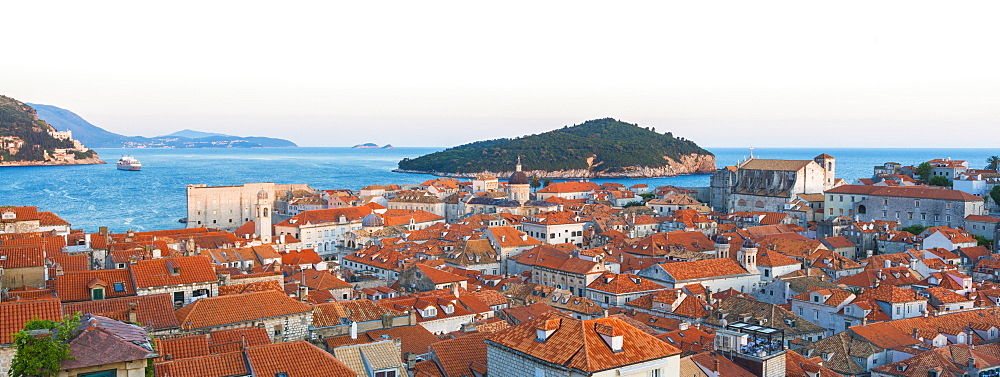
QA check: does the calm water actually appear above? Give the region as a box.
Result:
[1,147,996,233]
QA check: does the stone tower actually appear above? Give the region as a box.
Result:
[737,239,758,274]
[714,235,731,259]
[255,189,272,243]
[508,157,531,204]
[814,153,836,187]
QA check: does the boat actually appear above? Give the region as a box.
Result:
[117,156,142,171]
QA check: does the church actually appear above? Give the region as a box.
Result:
[712,152,839,213]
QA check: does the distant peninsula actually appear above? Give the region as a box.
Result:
[395,118,716,178]
[352,143,394,149]
[28,103,297,148]
[0,95,103,167]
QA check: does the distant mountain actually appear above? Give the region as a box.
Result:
[396,118,716,178]
[28,103,298,148]
[158,129,230,139]
[352,143,380,149]
[1,96,103,166]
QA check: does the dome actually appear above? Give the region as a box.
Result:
[509,171,529,185]
[361,213,384,228]
[257,190,269,200]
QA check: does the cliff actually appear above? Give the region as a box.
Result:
[396,118,716,178]
[0,95,104,166]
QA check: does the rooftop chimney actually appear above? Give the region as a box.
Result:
[350,321,358,340]
[127,302,138,324]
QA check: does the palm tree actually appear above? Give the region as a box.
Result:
[987,155,1000,171]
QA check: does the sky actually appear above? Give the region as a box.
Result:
[3,1,999,148]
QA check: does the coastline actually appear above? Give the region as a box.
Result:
[391,168,718,179]
[0,158,106,167]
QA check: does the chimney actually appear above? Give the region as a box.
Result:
[884,259,892,268]
[405,352,417,371]
[298,285,309,302]
[968,357,976,368]
[350,321,358,340]
[127,302,138,324]
[912,328,919,339]
[451,283,460,298]
[99,226,108,235]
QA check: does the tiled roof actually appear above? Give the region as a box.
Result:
[872,343,1000,377]
[62,316,155,370]
[218,279,284,296]
[131,255,218,288]
[706,296,825,336]
[855,284,924,304]
[63,293,180,331]
[820,236,855,249]
[54,269,136,302]
[313,299,403,328]
[0,245,46,268]
[175,291,312,330]
[486,313,680,372]
[965,214,1000,223]
[658,258,749,281]
[49,254,89,272]
[245,340,358,377]
[331,339,403,376]
[784,350,845,377]
[0,206,40,221]
[756,251,799,267]
[414,264,467,284]
[429,333,489,377]
[536,181,601,193]
[293,269,352,290]
[154,351,249,377]
[836,267,923,289]
[0,298,63,344]
[740,159,814,172]
[825,185,983,201]
[687,351,756,376]
[587,272,665,294]
[364,325,440,356]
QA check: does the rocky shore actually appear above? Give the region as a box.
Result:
[393,153,717,179]
[0,156,106,167]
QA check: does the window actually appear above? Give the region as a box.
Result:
[274,323,283,337]
[113,282,126,292]
[535,368,546,377]
[764,269,770,277]
[91,288,105,300]
[375,372,397,377]
[173,291,184,303]
[648,369,661,377]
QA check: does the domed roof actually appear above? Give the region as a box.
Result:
[509,171,530,185]
[257,190,269,200]
[361,213,384,228]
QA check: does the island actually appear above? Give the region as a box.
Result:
[395,118,716,178]
[28,103,297,148]
[352,143,380,149]
[0,95,103,166]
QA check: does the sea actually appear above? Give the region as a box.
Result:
[1,147,996,233]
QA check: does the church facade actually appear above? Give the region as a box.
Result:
[714,154,838,213]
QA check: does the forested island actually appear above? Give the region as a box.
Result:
[396,118,716,178]
[0,95,103,166]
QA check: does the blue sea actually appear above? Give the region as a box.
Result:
[1,147,996,233]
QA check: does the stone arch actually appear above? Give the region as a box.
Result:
[857,205,867,215]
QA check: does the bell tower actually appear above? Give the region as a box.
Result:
[255,190,272,243]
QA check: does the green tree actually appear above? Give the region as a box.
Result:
[928,175,951,187]
[542,179,552,187]
[530,176,541,191]
[900,224,927,236]
[986,155,1000,170]
[991,186,1000,208]
[914,162,932,181]
[9,313,80,377]
[973,235,993,247]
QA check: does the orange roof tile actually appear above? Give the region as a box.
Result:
[246,340,358,377]
[658,258,749,281]
[175,291,312,330]
[54,269,136,302]
[131,255,218,289]
[0,298,63,344]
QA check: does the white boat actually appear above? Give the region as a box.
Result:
[117,156,142,171]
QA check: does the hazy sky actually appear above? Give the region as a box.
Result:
[3,1,999,148]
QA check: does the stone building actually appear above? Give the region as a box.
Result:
[131,255,219,306]
[724,154,837,213]
[174,290,313,343]
[387,190,446,217]
[823,185,986,228]
[186,182,312,231]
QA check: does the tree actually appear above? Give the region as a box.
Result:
[991,186,1000,209]
[530,176,541,191]
[928,175,951,187]
[973,235,993,247]
[914,162,932,181]
[900,224,927,236]
[542,179,552,187]
[987,155,1000,171]
[9,313,80,377]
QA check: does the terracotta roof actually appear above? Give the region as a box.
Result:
[785,350,845,377]
[428,332,489,377]
[246,340,358,377]
[836,267,923,289]
[312,298,403,328]
[756,251,799,267]
[687,351,756,376]
[658,258,749,281]
[0,206,40,221]
[64,293,180,331]
[587,272,666,294]
[131,255,218,289]
[54,269,136,302]
[175,291,312,330]
[872,343,1000,377]
[0,245,46,268]
[363,325,440,356]
[825,185,983,201]
[486,313,680,372]
[414,264,467,284]
[965,214,1000,223]
[0,298,63,344]
[536,181,601,193]
[49,254,89,272]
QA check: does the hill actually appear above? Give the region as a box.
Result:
[28,103,298,148]
[396,118,716,178]
[0,96,103,166]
